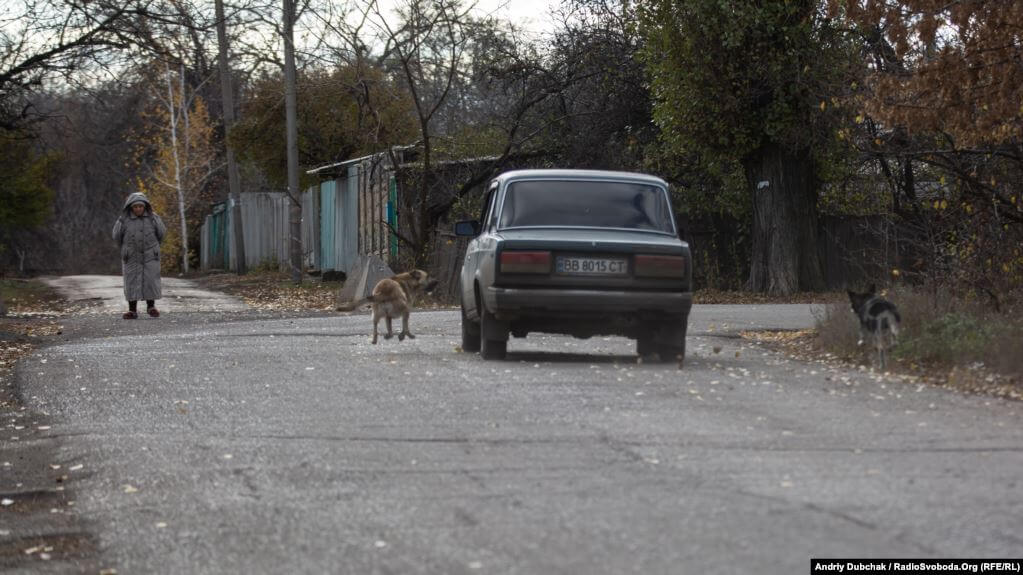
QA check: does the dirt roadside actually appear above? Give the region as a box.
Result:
[741,328,1022,401]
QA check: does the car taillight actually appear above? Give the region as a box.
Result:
[634,254,685,278]
[500,251,551,274]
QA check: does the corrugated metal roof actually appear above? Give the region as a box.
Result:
[306,144,416,176]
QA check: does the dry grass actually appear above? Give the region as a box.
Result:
[695,289,844,305]
[808,285,1023,397]
[194,271,343,311]
[0,278,65,313]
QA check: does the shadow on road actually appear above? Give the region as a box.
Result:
[503,351,644,364]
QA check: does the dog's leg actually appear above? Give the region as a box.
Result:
[874,328,886,371]
[400,309,414,341]
[371,311,380,344]
[384,315,394,340]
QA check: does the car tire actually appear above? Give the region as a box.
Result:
[636,319,687,364]
[461,299,481,353]
[479,305,507,360]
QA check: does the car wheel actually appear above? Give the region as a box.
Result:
[636,320,687,364]
[636,336,658,358]
[460,299,481,353]
[659,330,687,364]
[479,305,507,360]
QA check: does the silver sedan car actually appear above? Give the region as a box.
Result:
[455,169,693,361]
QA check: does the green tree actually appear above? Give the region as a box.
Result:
[0,131,55,314]
[640,0,854,294]
[230,65,416,190]
[0,133,55,242]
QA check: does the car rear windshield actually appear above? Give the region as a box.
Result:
[498,180,674,233]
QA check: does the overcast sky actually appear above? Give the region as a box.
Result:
[372,0,560,38]
[477,0,558,34]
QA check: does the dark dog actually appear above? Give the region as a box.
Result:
[337,270,438,344]
[847,284,901,370]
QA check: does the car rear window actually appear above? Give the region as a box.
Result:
[498,180,675,233]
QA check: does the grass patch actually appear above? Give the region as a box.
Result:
[0,278,65,314]
[814,286,1023,379]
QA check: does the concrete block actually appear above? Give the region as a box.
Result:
[337,255,394,306]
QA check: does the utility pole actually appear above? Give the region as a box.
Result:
[283,0,302,284]
[215,0,246,274]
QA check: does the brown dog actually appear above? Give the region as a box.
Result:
[337,270,438,344]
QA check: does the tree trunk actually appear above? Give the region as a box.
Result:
[166,66,190,274]
[283,0,302,284]
[0,292,6,317]
[215,0,246,274]
[745,144,824,295]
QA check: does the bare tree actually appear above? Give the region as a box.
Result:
[331,0,571,265]
[215,0,246,273]
[283,0,302,283]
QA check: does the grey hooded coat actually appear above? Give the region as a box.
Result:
[112,192,166,301]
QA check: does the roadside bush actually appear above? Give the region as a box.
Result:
[814,285,1023,378]
[813,301,860,358]
[894,312,993,365]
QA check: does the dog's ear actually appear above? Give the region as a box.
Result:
[848,290,861,308]
[411,270,423,280]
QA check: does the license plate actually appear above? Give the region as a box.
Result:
[555,256,628,276]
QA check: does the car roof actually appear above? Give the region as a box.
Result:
[494,169,668,187]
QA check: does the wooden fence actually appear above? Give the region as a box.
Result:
[421,214,907,304]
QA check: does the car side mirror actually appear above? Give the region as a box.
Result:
[454,220,480,236]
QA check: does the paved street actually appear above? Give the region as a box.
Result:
[41,275,249,313]
[4,303,1022,574]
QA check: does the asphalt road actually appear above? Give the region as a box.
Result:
[41,275,248,313]
[5,304,1022,574]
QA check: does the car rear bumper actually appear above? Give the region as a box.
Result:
[484,287,692,317]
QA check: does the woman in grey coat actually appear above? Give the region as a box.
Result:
[112,192,166,319]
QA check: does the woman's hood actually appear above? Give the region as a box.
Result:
[122,192,152,213]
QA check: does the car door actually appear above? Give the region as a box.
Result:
[460,182,499,320]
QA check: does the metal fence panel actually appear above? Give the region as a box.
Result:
[337,167,359,272]
[320,181,336,270]
[302,187,318,270]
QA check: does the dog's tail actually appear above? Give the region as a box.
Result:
[336,295,375,312]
